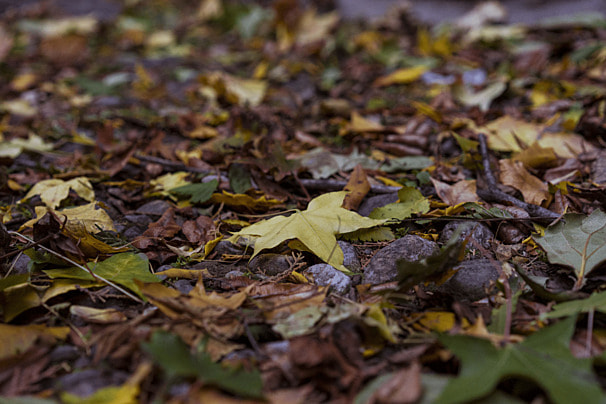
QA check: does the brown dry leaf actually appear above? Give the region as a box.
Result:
[499,159,551,206]
[182,215,216,244]
[134,208,181,249]
[342,164,370,211]
[40,34,89,65]
[249,283,328,321]
[431,178,478,205]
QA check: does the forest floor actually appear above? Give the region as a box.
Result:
[2,0,606,403]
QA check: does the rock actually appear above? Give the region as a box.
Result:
[358,192,399,217]
[248,253,291,276]
[364,235,438,284]
[135,199,173,216]
[213,240,246,256]
[438,259,499,302]
[172,279,194,294]
[225,270,245,279]
[305,264,352,294]
[339,241,361,272]
[439,221,493,255]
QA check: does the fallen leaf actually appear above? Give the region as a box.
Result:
[431,178,478,205]
[229,192,387,272]
[44,252,160,298]
[534,209,606,289]
[374,66,429,87]
[0,324,70,360]
[369,186,430,220]
[435,316,605,404]
[499,159,551,206]
[209,191,284,211]
[142,330,263,398]
[342,164,370,211]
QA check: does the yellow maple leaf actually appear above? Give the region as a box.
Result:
[228,192,387,273]
[20,177,94,209]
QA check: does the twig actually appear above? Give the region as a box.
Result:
[8,231,144,304]
[586,308,594,357]
[135,153,400,194]
[476,133,561,225]
[297,178,400,194]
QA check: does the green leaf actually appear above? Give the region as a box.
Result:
[369,186,430,220]
[228,164,252,194]
[44,252,160,298]
[542,290,606,320]
[534,210,606,289]
[142,331,263,399]
[435,316,605,404]
[380,156,433,173]
[170,180,218,204]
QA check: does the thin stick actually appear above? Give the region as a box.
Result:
[586,308,594,357]
[8,231,143,304]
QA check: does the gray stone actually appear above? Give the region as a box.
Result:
[135,199,173,216]
[364,235,438,284]
[438,259,499,302]
[213,240,246,256]
[339,241,361,272]
[358,192,399,217]
[248,253,291,276]
[305,264,352,294]
[439,221,493,255]
[225,270,245,279]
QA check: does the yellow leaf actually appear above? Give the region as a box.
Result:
[210,191,283,211]
[229,192,387,272]
[512,142,558,169]
[70,305,127,324]
[499,159,551,206]
[373,65,428,87]
[155,267,210,279]
[0,324,69,360]
[21,177,95,209]
[295,10,339,47]
[199,71,267,107]
[61,384,139,404]
[480,116,542,152]
[22,203,116,233]
[537,131,597,159]
[349,111,385,133]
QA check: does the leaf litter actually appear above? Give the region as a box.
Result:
[1,0,606,402]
